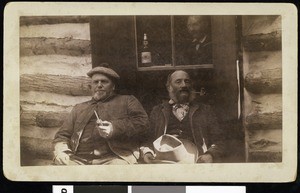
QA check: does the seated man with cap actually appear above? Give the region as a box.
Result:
[140,70,225,164]
[53,63,149,165]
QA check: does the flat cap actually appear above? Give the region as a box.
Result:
[87,66,120,80]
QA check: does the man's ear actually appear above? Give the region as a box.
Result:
[166,85,171,92]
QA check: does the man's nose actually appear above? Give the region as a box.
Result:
[97,82,103,87]
[180,81,187,87]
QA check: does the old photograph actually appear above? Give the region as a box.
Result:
[3,3,297,182]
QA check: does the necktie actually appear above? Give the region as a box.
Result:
[173,104,189,121]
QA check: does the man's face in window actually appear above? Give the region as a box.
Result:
[187,16,209,40]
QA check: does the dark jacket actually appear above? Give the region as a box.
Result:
[148,101,225,160]
[53,94,149,164]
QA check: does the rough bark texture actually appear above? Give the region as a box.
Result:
[242,16,281,36]
[20,37,91,56]
[246,94,282,130]
[247,51,281,71]
[242,16,282,163]
[243,30,282,52]
[36,111,68,128]
[20,16,90,26]
[246,112,282,130]
[20,23,91,40]
[20,74,92,96]
[245,68,282,94]
[21,110,68,128]
[21,137,54,161]
[248,151,282,162]
[20,55,92,76]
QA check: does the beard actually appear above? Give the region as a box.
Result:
[169,87,195,103]
[93,90,111,101]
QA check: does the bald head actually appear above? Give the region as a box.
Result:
[166,70,190,87]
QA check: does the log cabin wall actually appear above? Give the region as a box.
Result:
[242,16,282,162]
[20,16,92,166]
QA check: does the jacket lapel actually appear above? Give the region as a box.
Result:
[161,102,171,135]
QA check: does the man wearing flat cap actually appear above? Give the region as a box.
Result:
[53,64,149,165]
[140,70,225,163]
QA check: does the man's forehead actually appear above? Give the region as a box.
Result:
[170,71,190,80]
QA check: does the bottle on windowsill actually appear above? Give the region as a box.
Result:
[141,33,152,67]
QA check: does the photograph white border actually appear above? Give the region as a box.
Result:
[3,2,297,182]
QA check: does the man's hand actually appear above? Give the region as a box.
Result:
[197,154,213,163]
[54,151,70,165]
[96,120,113,138]
[143,152,155,164]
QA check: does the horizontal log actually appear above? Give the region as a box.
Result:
[21,137,53,160]
[20,37,91,56]
[20,74,92,96]
[245,68,282,94]
[21,110,68,128]
[20,110,37,126]
[246,94,282,130]
[21,101,73,113]
[20,91,91,109]
[20,23,91,40]
[21,125,59,140]
[246,112,282,130]
[20,55,92,76]
[249,139,280,150]
[242,16,281,36]
[20,16,90,26]
[37,111,68,128]
[247,51,281,71]
[243,30,281,52]
[248,129,281,150]
[248,151,282,162]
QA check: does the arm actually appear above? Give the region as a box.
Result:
[202,105,226,161]
[139,105,161,163]
[109,95,149,139]
[52,106,77,164]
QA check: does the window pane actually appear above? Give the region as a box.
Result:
[174,16,213,66]
[136,16,172,67]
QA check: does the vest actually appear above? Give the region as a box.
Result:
[166,112,194,143]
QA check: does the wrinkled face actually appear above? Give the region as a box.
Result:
[187,16,208,40]
[167,71,193,103]
[90,73,115,101]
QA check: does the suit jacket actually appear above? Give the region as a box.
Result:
[145,101,225,160]
[177,36,213,65]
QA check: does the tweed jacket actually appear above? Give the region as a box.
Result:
[53,94,149,164]
[147,101,225,160]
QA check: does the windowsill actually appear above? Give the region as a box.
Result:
[137,64,214,71]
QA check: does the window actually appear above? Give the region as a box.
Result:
[135,16,214,71]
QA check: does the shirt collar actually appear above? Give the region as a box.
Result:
[168,99,189,106]
[192,35,207,44]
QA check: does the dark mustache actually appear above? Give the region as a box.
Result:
[180,88,189,91]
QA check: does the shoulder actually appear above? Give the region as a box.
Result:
[114,94,138,102]
[151,102,168,114]
[192,101,214,112]
[73,99,93,109]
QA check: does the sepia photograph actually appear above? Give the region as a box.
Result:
[3,2,297,182]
